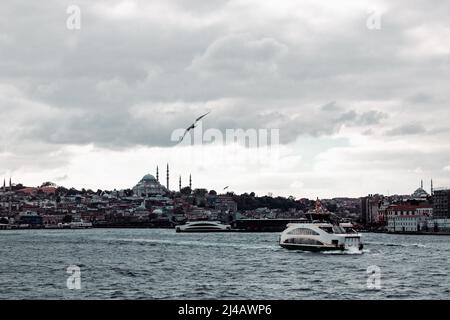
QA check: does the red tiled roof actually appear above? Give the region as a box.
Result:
[17,187,37,194]
[17,187,56,194]
[387,204,432,210]
[40,187,56,193]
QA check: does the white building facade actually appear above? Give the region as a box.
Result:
[387,215,427,232]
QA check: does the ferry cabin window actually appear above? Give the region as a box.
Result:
[285,238,324,245]
[332,226,346,234]
[319,226,334,233]
[287,228,320,236]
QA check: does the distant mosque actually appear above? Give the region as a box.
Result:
[132,164,193,197]
[411,179,432,200]
[132,174,166,197]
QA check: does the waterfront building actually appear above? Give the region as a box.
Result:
[145,194,173,207]
[132,200,151,217]
[361,194,382,224]
[387,215,427,232]
[215,195,238,214]
[150,208,173,226]
[425,218,450,232]
[376,199,391,223]
[17,211,43,227]
[386,203,433,219]
[42,214,66,226]
[433,188,450,217]
[186,207,212,221]
[387,216,450,233]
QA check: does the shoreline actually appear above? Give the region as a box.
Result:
[1,226,450,235]
[361,230,450,236]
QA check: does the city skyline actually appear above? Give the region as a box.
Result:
[1,0,450,198]
[1,170,439,200]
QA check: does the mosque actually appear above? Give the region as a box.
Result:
[411,179,432,200]
[132,174,166,197]
[132,164,192,197]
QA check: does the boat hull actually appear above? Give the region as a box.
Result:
[280,243,363,252]
[280,243,344,252]
[176,228,231,233]
[176,221,232,233]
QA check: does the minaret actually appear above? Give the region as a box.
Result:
[179,176,182,191]
[156,166,159,182]
[8,177,12,214]
[166,163,169,190]
[431,179,434,195]
[421,179,423,189]
[189,174,192,190]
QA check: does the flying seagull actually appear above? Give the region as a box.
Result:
[178,111,211,143]
[179,123,197,143]
[195,111,211,122]
[223,186,229,190]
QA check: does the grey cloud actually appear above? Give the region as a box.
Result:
[0,0,449,153]
[196,103,388,144]
[407,93,435,104]
[337,110,357,122]
[0,141,72,173]
[321,101,339,112]
[188,34,289,77]
[385,123,427,136]
[356,110,388,126]
[329,145,450,176]
[23,107,188,149]
[54,174,69,182]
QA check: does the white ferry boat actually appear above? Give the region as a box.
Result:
[279,222,363,252]
[176,221,232,233]
[0,223,11,230]
[67,220,93,229]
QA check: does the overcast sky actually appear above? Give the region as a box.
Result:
[1,0,449,198]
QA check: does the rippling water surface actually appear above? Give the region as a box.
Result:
[0,229,448,299]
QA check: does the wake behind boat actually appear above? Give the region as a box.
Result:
[176,221,232,233]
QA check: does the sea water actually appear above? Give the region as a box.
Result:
[0,229,448,299]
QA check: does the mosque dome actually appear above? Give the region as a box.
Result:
[412,187,429,199]
[133,173,166,197]
[141,174,157,182]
